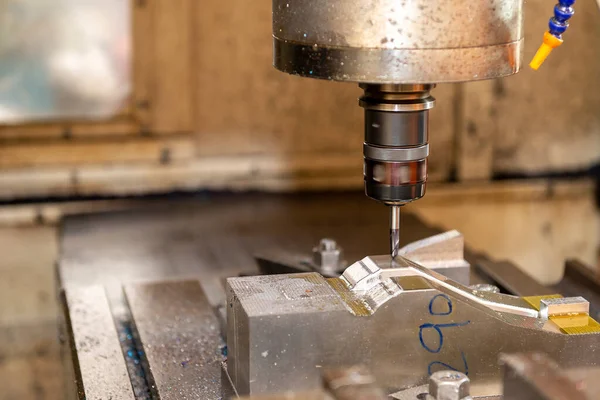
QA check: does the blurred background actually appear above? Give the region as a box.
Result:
[0,0,598,398]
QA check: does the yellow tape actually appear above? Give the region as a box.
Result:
[551,315,600,335]
[523,294,600,334]
[523,294,563,310]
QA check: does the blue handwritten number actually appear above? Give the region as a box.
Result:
[428,294,453,316]
[419,321,471,353]
[419,295,471,375]
[428,352,469,376]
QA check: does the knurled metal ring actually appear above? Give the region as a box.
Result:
[359,98,436,112]
[363,144,429,162]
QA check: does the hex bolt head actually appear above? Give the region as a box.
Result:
[429,371,471,400]
[312,238,343,272]
[319,238,338,251]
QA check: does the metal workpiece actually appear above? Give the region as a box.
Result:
[376,255,539,317]
[398,230,471,284]
[226,260,599,397]
[342,229,472,307]
[362,84,433,206]
[539,296,590,319]
[61,286,135,400]
[342,230,471,289]
[272,0,524,83]
[124,281,224,400]
[428,371,471,400]
[500,353,600,400]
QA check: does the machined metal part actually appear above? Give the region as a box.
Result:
[398,230,471,285]
[226,255,599,397]
[61,286,135,400]
[272,0,524,83]
[361,84,433,206]
[539,296,590,319]
[343,255,536,317]
[342,229,471,292]
[500,353,600,400]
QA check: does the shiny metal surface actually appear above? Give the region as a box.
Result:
[273,0,524,83]
[390,206,401,258]
[364,144,430,163]
[364,113,428,147]
[376,256,538,317]
[61,286,135,400]
[124,281,224,399]
[342,229,472,292]
[540,296,589,319]
[226,264,599,397]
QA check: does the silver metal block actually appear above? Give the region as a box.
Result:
[539,296,590,319]
[226,262,600,397]
[341,256,383,291]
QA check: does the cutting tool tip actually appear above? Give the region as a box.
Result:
[390,206,401,259]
